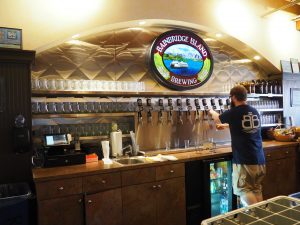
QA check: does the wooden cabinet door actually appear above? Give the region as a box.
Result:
[277,157,296,196]
[157,177,186,225]
[122,182,157,225]
[263,160,279,199]
[38,195,84,225]
[85,188,122,225]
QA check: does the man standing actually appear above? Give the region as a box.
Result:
[209,85,266,206]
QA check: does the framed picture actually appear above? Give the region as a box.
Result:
[280,60,292,73]
[290,88,300,107]
[0,27,22,49]
[290,58,300,73]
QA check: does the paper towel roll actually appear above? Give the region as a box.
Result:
[110,131,122,157]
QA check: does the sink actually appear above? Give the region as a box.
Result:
[114,158,146,165]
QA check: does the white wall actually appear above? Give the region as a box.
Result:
[1,0,300,69]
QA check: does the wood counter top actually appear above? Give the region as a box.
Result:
[32,141,298,182]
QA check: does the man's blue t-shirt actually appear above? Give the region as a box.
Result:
[219,104,265,165]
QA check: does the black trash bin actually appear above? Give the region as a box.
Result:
[0,183,31,225]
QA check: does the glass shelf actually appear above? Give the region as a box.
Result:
[258,108,284,112]
[261,123,282,127]
[32,112,135,119]
[247,93,283,98]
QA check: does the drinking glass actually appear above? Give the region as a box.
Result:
[32,102,40,113]
[165,141,171,151]
[56,79,65,90]
[48,80,56,90]
[96,80,103,91]
[116,81,122,91]
[63,102,72,113]
[55,102,64,113]
[71,102,80,113]
[78,102,87,113]
[184,140,190,149]
[101,141,110,159]
[31,78,39,90]
[87,102,96,113]
[122,81,129,91]
[39,79,48,90]
[174,138,180,148]
[47,102,57,113]
[39,102,48,113]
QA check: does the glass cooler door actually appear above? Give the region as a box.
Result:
[209,160,233,217]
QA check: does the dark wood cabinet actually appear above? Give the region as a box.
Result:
[38,195,84,225]
[263,146,297,199]
[85,188,122,225]
[0,49,35,183]
[122,182,157,225]
[122,164,186,225]
[157,177,186,225]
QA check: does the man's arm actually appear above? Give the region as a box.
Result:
[209,109,229,130]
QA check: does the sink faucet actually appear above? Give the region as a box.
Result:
[122,145,133,156]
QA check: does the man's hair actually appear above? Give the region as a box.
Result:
[230,85,247,101]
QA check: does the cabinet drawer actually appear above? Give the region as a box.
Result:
[36,177,82,200]
[156,163,185,180]
[83,172,121,193]
[265,147,296,161]
[122,167,156,186]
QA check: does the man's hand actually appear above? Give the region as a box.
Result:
[216,123,229,130]
[209,109,221,123]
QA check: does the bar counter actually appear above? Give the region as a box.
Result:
[32,141,299,182]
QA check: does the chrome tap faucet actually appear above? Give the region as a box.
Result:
[158,98,164,124]
[167,98,173,124]
[146,98,153,125]
[194,99,200,121]
[137,98,143,125]
[177,99,183,125]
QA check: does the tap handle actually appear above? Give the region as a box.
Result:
[168,98,173,107]
[158,99,164,107]
[186,98,191,106]
[137,98,143,107]
[226,98,231,106]
[218,98,223,106]
[202,98,207,106]
[146,98,152,107]
[176,99,182,107]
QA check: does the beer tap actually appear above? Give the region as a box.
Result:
[167,98,173,124]
[137,98,143,125]
[186,98,192,124]
[158,99,164,124]
[218,98,224,113]
[226,98,231,110]
[177,99,183,125]
[146,98,153,125]
[194,99,201,121]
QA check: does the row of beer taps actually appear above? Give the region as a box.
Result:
[136,97,231,125]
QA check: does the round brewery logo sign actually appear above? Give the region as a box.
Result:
[150,30,213,90]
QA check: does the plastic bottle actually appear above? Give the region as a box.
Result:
[220,182,228,214]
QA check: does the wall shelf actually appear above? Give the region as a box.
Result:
[31,90,230,98]
[79,134,131,141]
[247,93,283,98]
[258,109,284,112]
[32,112,135,119]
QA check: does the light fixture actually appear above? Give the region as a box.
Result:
[139,21,146,25]
[253,55,261,60]
[215,33,223,38]
[71,34,80,39]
